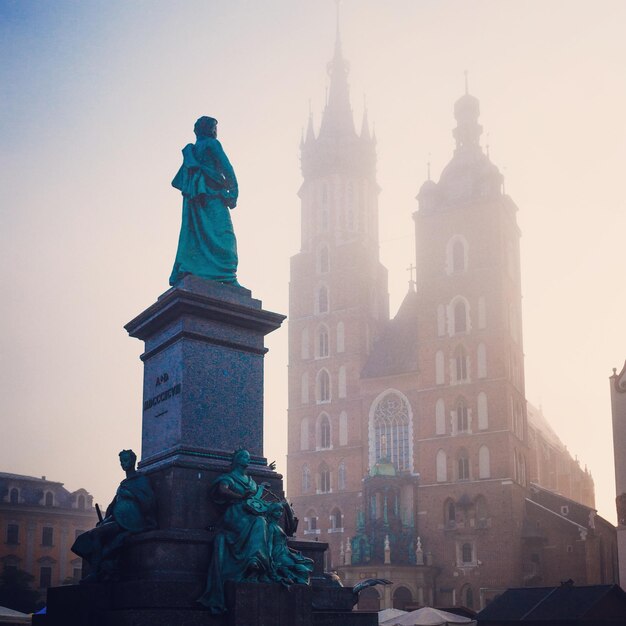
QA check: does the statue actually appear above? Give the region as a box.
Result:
[71,449,157,582]
[197,449,312,614]
[267,502,313,584]
[169,116,240,287]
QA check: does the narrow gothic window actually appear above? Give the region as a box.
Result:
[462,542,473,563]
[373,392,411,471]
[455,345,468,382]
[458,452,470,480]
[445,499,456,525]
[302,465,311,492]
[317,370,330,403]
[436,449,447,482]
[319,414,331,449]
[300,417,309,450]
[338,461,346,490]
[331,508,342,529]
[456,399,469,433]
[317,286,329,314]
[317,325,329,357]
[452,240,466,273]
[336,322,345,352]
[339,411,348,445]
[319,464,331,493]
[454,301,467,334]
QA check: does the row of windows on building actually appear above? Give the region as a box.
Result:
[2,561,82,589]
[301,323,345,359]
[5,523,85,546]
[3,488,88,509]
[300,390,492,458]
[434,343,488,385]
[302,506,344,534]
[301,461,347,494]
[435,446,492,482]
[300,367,348,405]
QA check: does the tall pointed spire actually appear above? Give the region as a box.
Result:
[318,0,356,138]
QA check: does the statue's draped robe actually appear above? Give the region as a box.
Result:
[169,137,239,286]
[197,472,272,614]
[71,473,157,570]
[267,518,313,584]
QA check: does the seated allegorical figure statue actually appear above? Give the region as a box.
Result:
[169,116,240,287]
[71,449,157,582]
[266,502,313,585]
[197,449,312,614]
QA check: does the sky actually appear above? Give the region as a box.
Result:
[1,0,625,525]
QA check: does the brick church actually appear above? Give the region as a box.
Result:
[286,31,617,612]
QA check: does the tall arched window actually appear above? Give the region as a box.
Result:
[455,345,468,382]
[302,465,311,492]
[339,411,348,446]
[436,449,447,482]
[319,463,331,493]
[456,399,469,433]
[9,488,18,504]
[336,322,345,352]
[452,240,466,273]
[457,449,470,480]
[435,398,446,435]
[477,392,488,430]
[317,325,329,358]
[317,286,329,314]
[436,350,445,385]
[446,235,468,275]
[338,461,347,490]
[300,417,309,450]
[316,370,330,403]
[461,542,473,564]
[445,499,456,526]
[338,366,347,398]
[330,508,343,530]
[454,300,468,333]
[371,391,412,471]
[479,445,491,478]
[305,509,318,532]
[318,413,331,449]
[477,343,487,378]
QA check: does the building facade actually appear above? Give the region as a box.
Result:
[286,32,614,612]
[0,472,96,594]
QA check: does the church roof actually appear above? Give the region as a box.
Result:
[361,287,419,379]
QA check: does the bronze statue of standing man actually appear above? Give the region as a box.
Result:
[169,116,240,287]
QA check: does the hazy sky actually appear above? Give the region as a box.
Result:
[1,0,625,524]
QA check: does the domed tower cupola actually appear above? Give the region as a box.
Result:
[452,72,483,153]
[416,162,439,213]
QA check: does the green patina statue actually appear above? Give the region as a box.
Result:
[197,449,312,614]
[72,449,157,582]
[169,116,239,287]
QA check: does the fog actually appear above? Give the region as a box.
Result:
[1,0,625,524]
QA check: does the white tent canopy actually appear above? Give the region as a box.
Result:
[0,605,31,624]
[380,606,476,626]
[379,608,408,623]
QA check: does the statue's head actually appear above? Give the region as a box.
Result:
[268,502,284,520]
[194,116,218,139]
[119,449,137,471]
[231,448,251,469]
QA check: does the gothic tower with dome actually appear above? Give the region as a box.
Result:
[287,38,614,613]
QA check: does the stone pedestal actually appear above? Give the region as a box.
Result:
[125,276,285,467]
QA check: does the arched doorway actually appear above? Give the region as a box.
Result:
[392,586,413,611]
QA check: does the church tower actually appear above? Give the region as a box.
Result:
[412,85,532,607]
[286,29,388,568]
